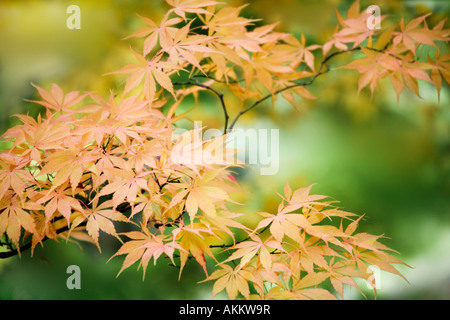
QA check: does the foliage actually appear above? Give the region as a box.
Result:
[1,0,448,300]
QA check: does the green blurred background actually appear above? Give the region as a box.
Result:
[0,0,449,300]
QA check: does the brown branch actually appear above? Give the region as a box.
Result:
[173,79,229,134]
[226,45,388,130]
[0,197,135,259]
[209,225,271,249]
[0,221,88,259]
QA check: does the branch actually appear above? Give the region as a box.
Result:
[227,46,377,130]
[173,79,229,134]
[0,197,136,259]
[192,74,244,84]
[0,221,88,259]
[209,225,271,249]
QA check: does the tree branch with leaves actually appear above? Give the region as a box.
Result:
[1,0,448,300]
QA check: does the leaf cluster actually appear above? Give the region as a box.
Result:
[2,0,446,300]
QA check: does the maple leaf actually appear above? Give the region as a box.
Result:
[335,2,386,49]
[169,127,240,174]
[0,0,416,301]
[138,234,184,278]
[184,181,229,219]
[338,47,402,98]
[28,83,87,116]
[107,50,179,100]
[254,210,308,244]
[108,228,182,278]
[205,5,258,37]
[201,263,253,299]
[428,49,450,102]
[37,145,100,194]
[35,181,86,225]
[247,46,295,91]
[0,193,39,254]
[1,114,71,162]
[83,198,128,252]
[223,233,284,270]
[318,257,367,299]
[0,156,35,200]
[124,12,182,56]
[166,0,220,20]
[262,271,336,300]
[198,210,249,244]
[290,272,337,300]
[252,185,330,245]
[95,162,151,209]
[392,14,449,54]
[322,0,365,55]
[117,139,165,173]
[278,183,328,214]
[159,21,218,72]
[277,34,320,71]
[98,91,153,124]
[173,223,219,278]
[352,246,411,289]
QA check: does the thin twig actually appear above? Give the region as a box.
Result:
[173,79,229,134]
[227,45,384,130]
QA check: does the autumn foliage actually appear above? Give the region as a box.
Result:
[1,0,448,299]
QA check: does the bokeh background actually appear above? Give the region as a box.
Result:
[0,0,449,300]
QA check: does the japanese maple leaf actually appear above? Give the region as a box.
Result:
[137,233,184,278]
[0,193,38,254]
[0,156,35,200]
[428,50,450,101]
[206,5,258,36]
[224,233,284,270]
[351,246,411,287]
[262,269,334,300]
[182,172,235,220]
[324,258,367,299]
[198,210,250,244]
[278,183,328,215]
[332,8,382,50]
[338,47,391,97]
[428,18,450,43]
[83,198,128,252]
[166,0,221,20]
[322,25,351,56]
[28,83,87,115]
[254,210,311,244]
[169,128,238,174]
[1,114,71,161]
[101,91,152,124]
[278,34,320,71]
[72,111,111,148]
[289,272,337,300]
[124,12,182,56]
[248,23,286,46]
[249,48,295,91]
[201,263,253,299]
[129,190,162,223]
[37,145,100,193]
[159,21,217,72]
[362,47,433,100]
[96,162,151,209]
[107,50,179,100]
[322,0,364,55]
[116,139,164,173]
[173,223,219,277]
[395,56,432,98]
[35,181,86,225]
[108,228,183,278]
[391,14,446,54]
